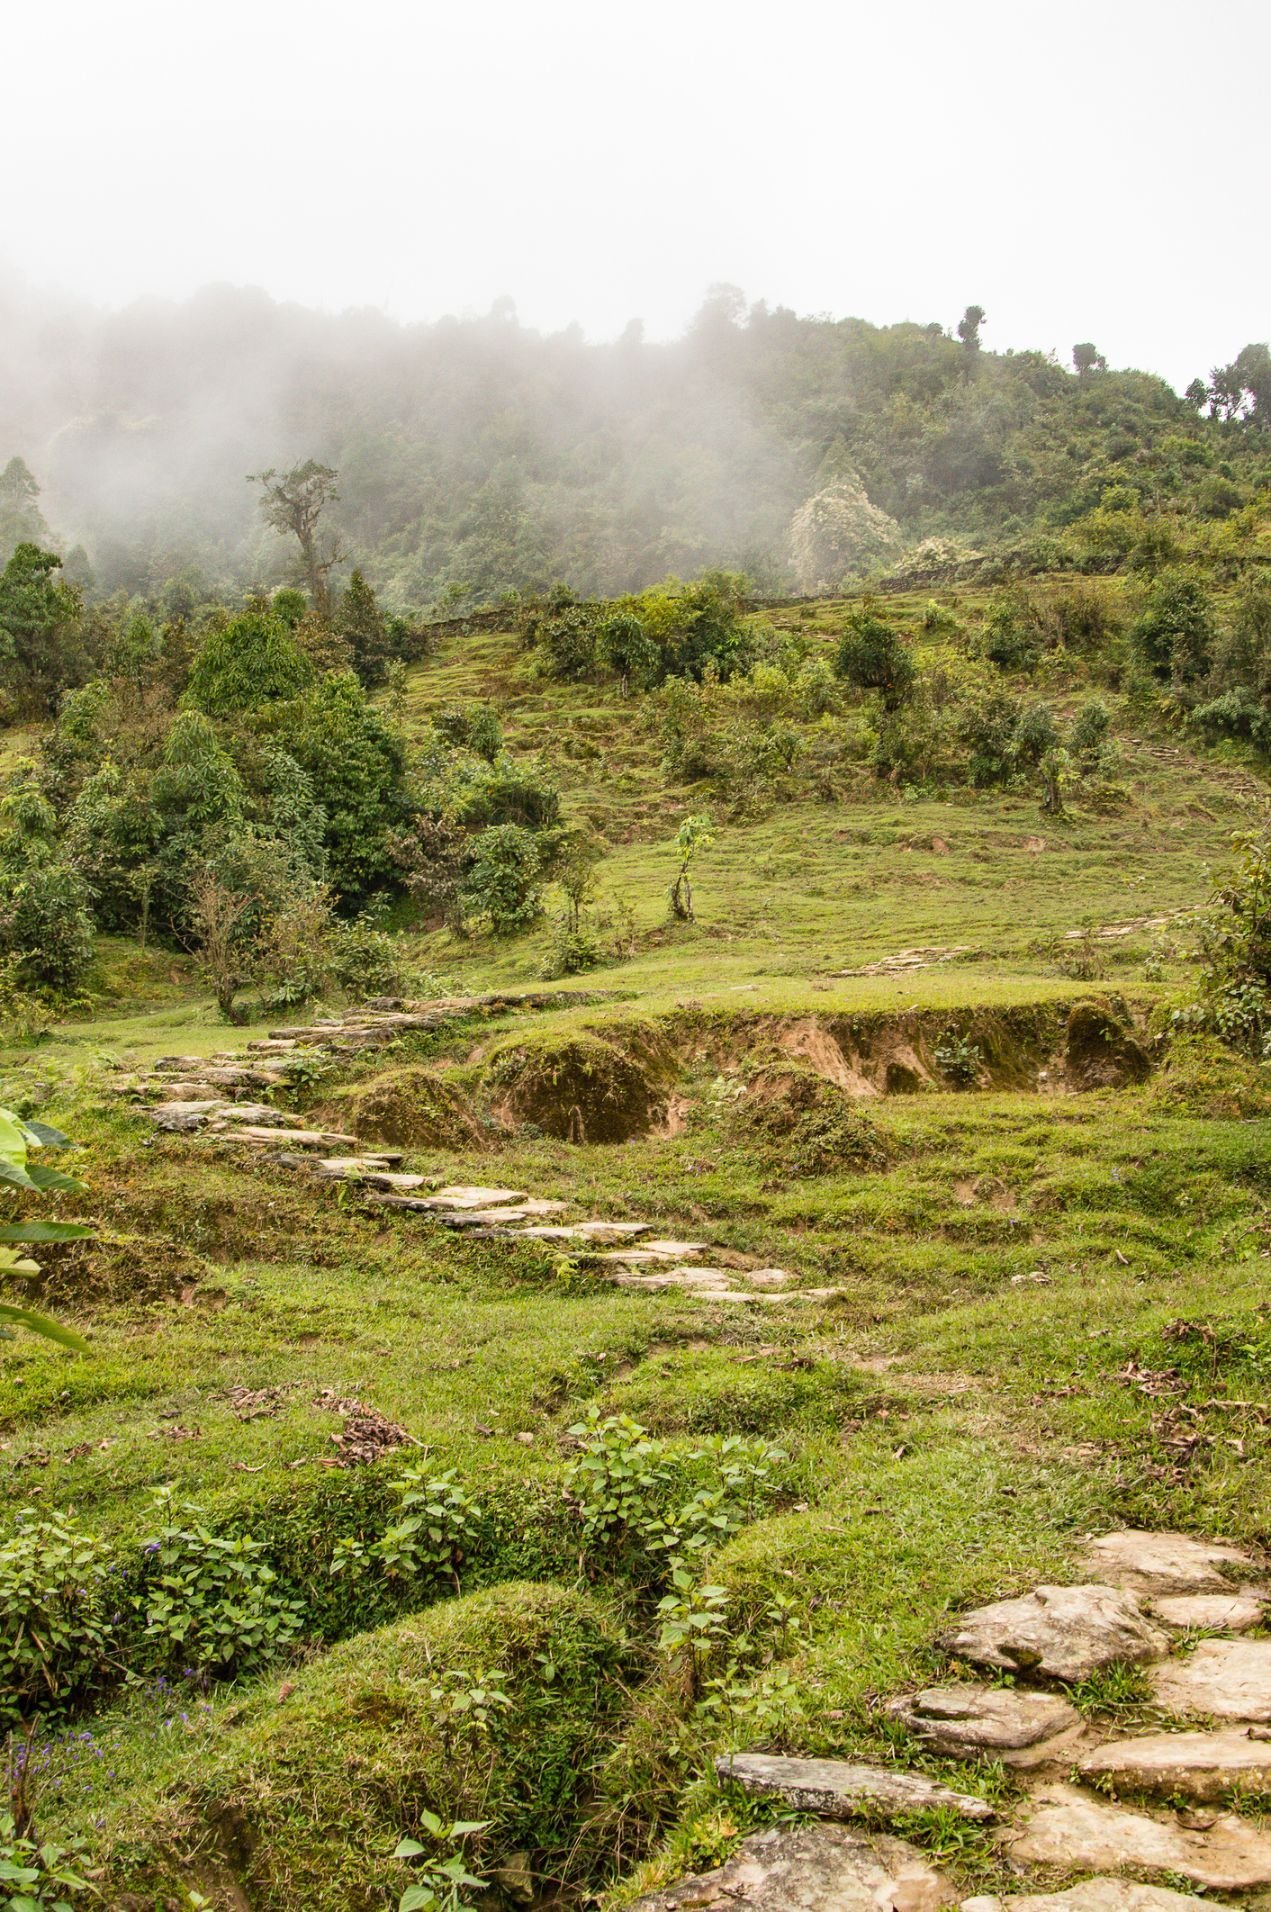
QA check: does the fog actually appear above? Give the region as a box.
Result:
[1,0,1267,601]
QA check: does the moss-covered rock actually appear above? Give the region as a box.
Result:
[1146,1032,1271,1118]
[732,1063,893,1174]
[313,1063,486,1149]
[485,1031,667,1143]
[97,1581,633,1910]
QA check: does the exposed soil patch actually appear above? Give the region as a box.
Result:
[1065,1000,1153,1088]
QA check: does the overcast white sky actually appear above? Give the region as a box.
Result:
[4,0,1266,388]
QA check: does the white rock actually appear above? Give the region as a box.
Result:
[888,1683,1081,1764]
[1080,1727,1271,1800]
[1008,1782,1271,1889]
[716,1751,993,1821]
[420,1185,525,1208]
[1085,1530,1255,1596]
[628,1821,954,1910]
[1151,1639,1271,1721]
[961,1882,1213,1911]
[940,1585,1168,1682]
[1151,1591,1265,1632]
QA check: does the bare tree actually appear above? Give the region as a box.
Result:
[250,461,342,618]
[188,869,255,1022]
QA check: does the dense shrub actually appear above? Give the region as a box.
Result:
[834,610,915,708]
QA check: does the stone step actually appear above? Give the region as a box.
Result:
[1085,1529,1256,1597]
[887,1682,1083,1767]
[1152,1590,1266,1631]
[1080,1727,1271,1801]
[628,1822,951,1911]
[1151,1638,1271,1721]
[940,1584,1169,1682]
[1008,1782,1271,1891]
[963,1882,1214,1910]
[213,1126,362,1151]
[421,1185,526,1209]
[313,1156,399,1179]
[716,1751,993,1822]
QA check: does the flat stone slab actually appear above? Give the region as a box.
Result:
[1085,1530,1255,1596]
[1080,1728,1271,1801]
[215,1126,360,1150]
[1152,1591,1266,1632]
[716,1752,993,1821]
[573,1221,651,1239]
[313,1156,397,1177]
[599,1247,702,1265]
[613,1269,738,1292]
[1008,1783,1271,1890]
[887,1683,1082,1764]
[1151,1639,1271,1721]
[207,1104,298,1127]
[420,1186,525,1209]
[436,1201,568,1225]
[962,1883,1214,1911]
[629,1821,953,1910]
[940,1585,1168,1682]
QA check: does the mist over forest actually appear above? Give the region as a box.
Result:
[4,272,1266,612]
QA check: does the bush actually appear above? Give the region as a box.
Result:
[1180,831,1271,1055]
[330,909,407,998]
[461,824,544,935]
[134,1490,304,1679]
[186,610,315,716]
[834,611,915,709]
[1070,698,1111,767]
[980,590,1041,672]
[1129,570,1215,686]
[0,1510,112,1724]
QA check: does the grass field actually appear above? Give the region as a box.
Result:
[4,591,1271,1907]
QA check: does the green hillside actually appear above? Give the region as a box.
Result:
[4,544,1271,1906]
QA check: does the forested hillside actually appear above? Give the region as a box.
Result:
[3,276,1269,606]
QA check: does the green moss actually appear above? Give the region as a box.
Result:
[92,1581,636,1910]
[1147,1031,1271,1118]
[313,1062,486,1149]
[485,1031,668,1142]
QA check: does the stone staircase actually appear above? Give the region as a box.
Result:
[633,1529,1271,1910]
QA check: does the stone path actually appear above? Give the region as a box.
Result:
[634,1527,1271,1910]
[119,1006,817,1305]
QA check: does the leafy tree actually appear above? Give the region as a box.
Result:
[1072,342,1107,378]
[597,611,658,693]
[1129,570,1215,685]
[956,304,986,353]
[461,823,544,934]
[185,610,315,717]
[1186,833,1271,1054]
[834,611,915,709]
[335,569,394,686]
[0,458,49,559]
[0,1109,91,1354]
[0,545,84,715]
[0,783,94,993]
[276,671,410,901]
[250,461,342,617]
[667,813,714,922]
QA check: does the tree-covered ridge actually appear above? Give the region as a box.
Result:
[1,283,1268,605]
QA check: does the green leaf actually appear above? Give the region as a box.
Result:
[0,1304,88,1352]
[392,1838,427,1858]
[0,1156,38,1192]
[0,1222,94,1242]
[22,1120,72,1147]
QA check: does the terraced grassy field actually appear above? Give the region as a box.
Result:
[4,592,1271,1909]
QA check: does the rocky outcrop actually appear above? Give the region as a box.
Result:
[939,1584,1168,1682]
